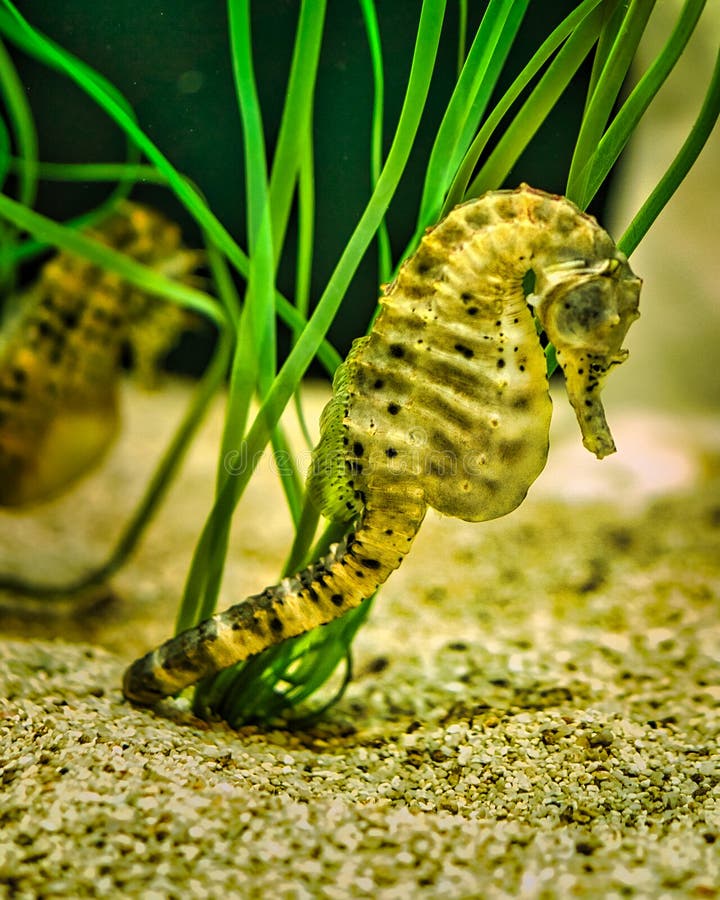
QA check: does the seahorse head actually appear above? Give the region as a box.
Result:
[530,254,641,459]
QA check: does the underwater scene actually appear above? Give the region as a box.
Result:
[0,2,718,897]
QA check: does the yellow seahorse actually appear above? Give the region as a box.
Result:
[123,185,641,706]
[0,203,201,507]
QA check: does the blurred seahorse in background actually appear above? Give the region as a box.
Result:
[124,184,641,707]
[0,203,202,508]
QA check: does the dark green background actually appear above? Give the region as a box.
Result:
[8,1,608,374]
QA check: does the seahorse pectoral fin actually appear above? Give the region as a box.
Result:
[530,255,641,459]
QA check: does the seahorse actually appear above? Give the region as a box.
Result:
[0,202,201,507]
[123,184,641,706]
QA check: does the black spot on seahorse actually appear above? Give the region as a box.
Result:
[462,205,494,230]
[555,211,580,236]
[61,310,80,329]
[511,394,530,411]
[248,616,267,636]
[498,439,525,463]
[435,221,468,247]
[0,386,24,404]
[411,244,445,278]
[171,645,201,673]
[37,320,57,340]
[390,344,405,359]
[352,441,364,457]
[197,621,218,643]
[360,558,381,570]
[387,403,400,416]
[298,569,314,587]
[91,306,110,323]
[401,280,435,300]
[454,343,474,359]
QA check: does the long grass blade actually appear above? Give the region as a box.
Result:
[619,44,720,257]
[268,0,326,261]
[414,0,528,237]
[566,0,656,207]
[8,159,167,185]
[0,113,9,188]
[444,0,604,212]
[467,2,606,202]
[573,0,706,208]
[224,0,275,446]
[0,10,141,217]
[202,0,447,533]
[180,0,278,630]
[3,154,341,375]
[0,37,37,206]
[192,0,449,718]
[360,0,392,283]
[583,0,625,112]
[0,193,226,326]
[456,0,468,76]
[292,133,317,449]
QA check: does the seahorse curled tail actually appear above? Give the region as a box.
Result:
[122,491,426,705]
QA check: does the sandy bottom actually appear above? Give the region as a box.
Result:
[1,379,719,899]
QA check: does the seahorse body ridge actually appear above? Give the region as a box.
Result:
[123,184,641,706]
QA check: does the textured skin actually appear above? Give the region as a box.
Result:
[123,185,641,706]
[0,203,200,506]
